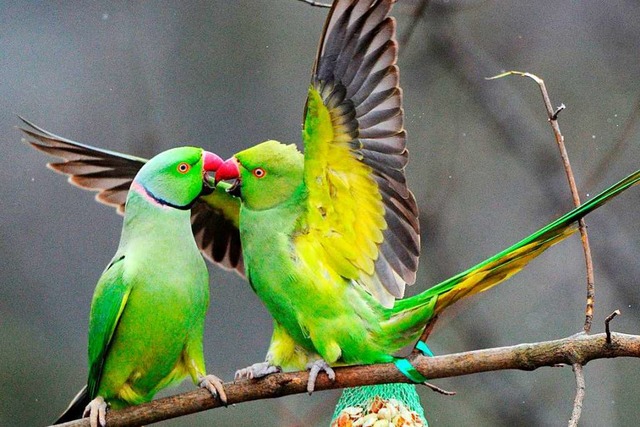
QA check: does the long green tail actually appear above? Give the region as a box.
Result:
[383,168,640,346]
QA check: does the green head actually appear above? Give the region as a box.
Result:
[215,140,304,210]
[132,146,223,210]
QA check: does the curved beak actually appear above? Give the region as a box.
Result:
[203,151,224,173]
[215,157,241,196]
[215,157,240,183]
[201,151,223,194]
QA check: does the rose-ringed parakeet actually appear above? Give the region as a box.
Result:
[51,147,227,427]
[212,0,640,392]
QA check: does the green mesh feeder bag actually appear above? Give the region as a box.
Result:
[331,384,427,426]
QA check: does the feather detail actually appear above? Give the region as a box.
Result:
[300,0,418,307]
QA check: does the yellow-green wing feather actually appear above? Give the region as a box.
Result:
[19,117,244,274]
[299,0,419,307]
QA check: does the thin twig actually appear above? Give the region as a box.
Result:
[605,309,621,344]
[423,381,456,395]
[487,71,596,333]
[568,363,585,427]
[296,0,332,8]
[552,103,566,121]
[54,332,640,427]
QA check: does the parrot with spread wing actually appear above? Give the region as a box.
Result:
[212,0,640,391]
[50,147,227,427]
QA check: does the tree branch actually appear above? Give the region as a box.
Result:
[568,363,585,427]
[487,71,596,334]
[525,75,595,334]
[487,71,598,425]
[53,332,640,427]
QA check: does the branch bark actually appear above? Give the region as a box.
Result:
[525,74,595,334]
[568,363,585,427]
[54,332,640,427]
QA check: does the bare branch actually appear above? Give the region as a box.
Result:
[53,332,640,427]
[552,103,566,121]
[487,70,596,334]
[605,309,621,344]
[568,363,586,427]
[423,381,456,395]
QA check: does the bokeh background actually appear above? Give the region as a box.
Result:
[2,1,640,425]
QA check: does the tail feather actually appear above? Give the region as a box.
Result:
[383,168,640,345]
[431,226,576,315]
[54,385,90,425]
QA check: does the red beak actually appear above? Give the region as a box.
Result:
[203,151,224,172]
[215,157,240,183]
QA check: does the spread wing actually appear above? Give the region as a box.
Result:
[19,117,244,275]
[298,0,419,307]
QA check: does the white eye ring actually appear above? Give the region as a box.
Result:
[253,168,266,178]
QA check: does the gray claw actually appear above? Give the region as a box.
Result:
[306,359,335,394]
[234,361,281,381]
[83,396,107,427]
[198,373,228,405]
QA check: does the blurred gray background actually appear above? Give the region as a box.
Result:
[2,0,640,425]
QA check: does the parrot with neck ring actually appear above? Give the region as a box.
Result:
[51,146,227,426]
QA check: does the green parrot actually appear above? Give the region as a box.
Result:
[211,0,640,392]
[50,146,227,426]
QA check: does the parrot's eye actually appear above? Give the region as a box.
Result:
[177,162,191,174]
[253,168,266,178]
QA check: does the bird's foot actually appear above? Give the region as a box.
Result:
[306,359,335,394]
[234,361,281,381]
[198,374,228,405]
[82,396,107,427]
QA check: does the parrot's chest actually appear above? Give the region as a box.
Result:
[240,211,364,358]
[100,243,209,395]
[239,208,322,344]
[124,235,210,316]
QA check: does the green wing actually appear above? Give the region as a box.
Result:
[19,117,244,274]
[86,255,131,399]
[298,0,419,307]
